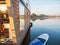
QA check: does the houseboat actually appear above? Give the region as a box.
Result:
[0,0,30,45]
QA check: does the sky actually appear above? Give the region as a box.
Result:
[29,0,60,15]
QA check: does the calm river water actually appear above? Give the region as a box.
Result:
[30,19,60,45]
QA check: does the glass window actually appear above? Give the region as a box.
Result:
[0,4,16,43]
[0,4,10,43]
[19,2,25,36]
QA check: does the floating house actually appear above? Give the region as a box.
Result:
[0,0,30,45]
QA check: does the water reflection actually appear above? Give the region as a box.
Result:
[30,18,60,45]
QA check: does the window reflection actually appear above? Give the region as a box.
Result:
[0,4,15,43]
[19,2,25,36]
[0,4,9,43]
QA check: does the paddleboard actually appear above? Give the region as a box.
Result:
[29,33,49,45]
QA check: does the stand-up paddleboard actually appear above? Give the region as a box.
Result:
[29,33,49,45]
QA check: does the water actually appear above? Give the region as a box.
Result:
[30,19,60,45]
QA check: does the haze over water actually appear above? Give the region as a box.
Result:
[29,0,60,16]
